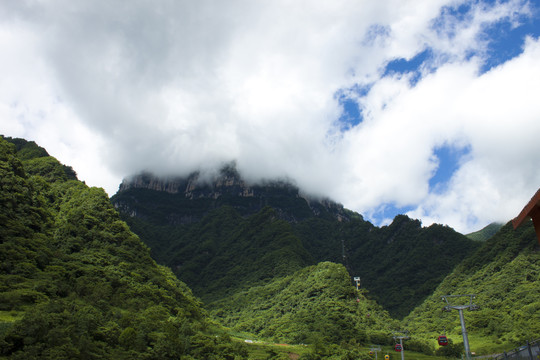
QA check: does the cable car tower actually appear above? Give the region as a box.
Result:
[442,294,479,360]
[392,331,409,360]
[369,345,382,360]
[353,277,361,290]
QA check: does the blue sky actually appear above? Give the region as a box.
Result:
[1,0,540,233]
[482,14,540,71]
[334,0,540,228]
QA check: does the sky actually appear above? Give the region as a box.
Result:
[1,0,540,234]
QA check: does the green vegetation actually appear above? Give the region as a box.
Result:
[403,221,540,352]
[112,165,540,356]
[294,215,481,318]
[0,136,248,359]
[211,262,398,345]
[3,136,538,358]
[166,205,314,302]
[115,179,480,319]
[465,222,504,242]
[118,203,317,305]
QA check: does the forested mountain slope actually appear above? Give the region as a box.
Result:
[403,221,540,352]
[113,170,480,319]
[0,137,247,359]
[163,205,314,303]
[465,222,504,241]
[294,215,481,318]
[210,261,398,345]
[5,136,537,358]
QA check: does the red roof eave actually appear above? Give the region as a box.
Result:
[512,188,540,229]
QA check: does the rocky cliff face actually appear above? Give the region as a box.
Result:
[119,169,255,199]
[113,166,353,224]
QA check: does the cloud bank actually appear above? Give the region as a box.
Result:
[1,0,539,233]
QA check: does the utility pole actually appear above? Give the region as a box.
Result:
[393,331,409,360]
[442,295,479,360]
[370,345,382,360]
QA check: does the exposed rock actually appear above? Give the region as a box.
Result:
[113,165,353,224]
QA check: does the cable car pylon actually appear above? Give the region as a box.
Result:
[392,331,409,360]
[442,294,479,360]
[369,345,382,360]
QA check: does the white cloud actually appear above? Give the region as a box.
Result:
[0,0,538,233]
[361,36,540,233]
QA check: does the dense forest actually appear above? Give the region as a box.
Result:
[0,136,249,359]
[112,164,540,355]
[113,176,480,319]
[2,136,539,359]
[210,261,398,344]
[294,214,480,318]
[404,221,540,354]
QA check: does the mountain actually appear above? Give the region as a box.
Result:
[0,136,248,359]
[293,214,481,318]
[403,221,540,352]
[210,261,399,345]
[165,205,314,303]
[115,166,354,224]
[5,136,537,357]
[111,169,356,303]
[360,216,479,317]
[112,167,480,319]
[466,222,504,241]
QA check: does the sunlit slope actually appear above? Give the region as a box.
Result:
[466,222,504,242]
[210,261,398,345]
[0,136,248,359]
[403,221,540,351]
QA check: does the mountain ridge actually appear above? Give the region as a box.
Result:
[114,166,355,225]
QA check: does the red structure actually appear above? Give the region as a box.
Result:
[437,335,449,346]
[512,188,540,244]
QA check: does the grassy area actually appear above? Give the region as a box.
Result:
[243,341,310,359]
[374,346,449,360]
[228,331,309,359]
[232,335,457,360]
[223,325,524,359]
[0,311,23,322]
[468,336,520,356]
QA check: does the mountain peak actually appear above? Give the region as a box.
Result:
[114,165,353,224]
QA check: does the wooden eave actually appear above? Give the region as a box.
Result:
[512,188,540,229]
[512,188,540,244]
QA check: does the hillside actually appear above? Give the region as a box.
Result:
[0,137,248,359]
[294,215,481,318]
[210,261,398,345]
[112,169,480,319]
[4,136,537,357]
[466,222,504,241]
[403,221,540,352]
[164,205,314,303]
